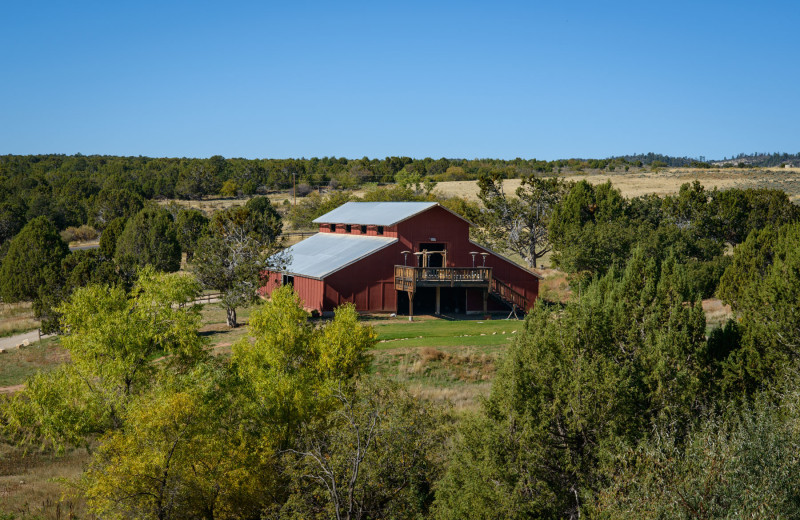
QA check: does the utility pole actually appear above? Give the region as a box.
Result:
[293,171,297,206]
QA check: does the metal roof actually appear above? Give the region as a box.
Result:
[313,201,438,226]
[275,233,397,280]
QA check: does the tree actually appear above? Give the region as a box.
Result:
[283,380,448,520]
[0,197,27,245]
[193,202,283,327]
[92,187,144,230]
[476,174,565,268]
[0,216,69,303]
[1,268,204,451]
[232,286,375,447]
[594,402,800,519]
[115,207,182,274]
[99,216,128,258]
[719,222,800,398]
[175,165,220,200]
[549,180,635,282]
[83,366,276,520]
[175,209,209,263]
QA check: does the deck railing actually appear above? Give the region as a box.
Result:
[394,266,492,290]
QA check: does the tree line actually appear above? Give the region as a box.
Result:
[0,153,677,256]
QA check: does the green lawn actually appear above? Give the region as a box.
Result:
[0,337,66,387]
[370,317,522,350]
[365,316,525,410]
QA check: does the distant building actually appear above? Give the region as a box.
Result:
[262,202,540,316]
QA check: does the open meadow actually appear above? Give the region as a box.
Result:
[435,167,800,202]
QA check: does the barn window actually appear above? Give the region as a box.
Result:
[377,226,384,235]
[360,225,367,234]
[328,224,334,232]
[345,224,352,233]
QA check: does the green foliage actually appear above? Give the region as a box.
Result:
[282,380,449,520]
[244,196,283,242]
[219,178,238,197]
[0,197,27,245]
[115,207,181,274]
[683,255,732,299]
[232,286,375,447]
[476,174,566,268]
[434,250,712,518]
[62,249,120,291]
[720,222,800,397]
[287,191,355,229]
[1,268,204,451]
[174,208,208,262]
[99,216,127,257]
[717,224,779,308]
[83,365,275,520]
[193,201,283,327]
[595,402,800,518]
[708,187,799,245]
[549,181,635,281]
[0,216,69,303]
[92,187,144,230]
[361,184,424,201]
[175,165,221,200]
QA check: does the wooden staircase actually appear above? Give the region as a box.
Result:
[490,278,529,317]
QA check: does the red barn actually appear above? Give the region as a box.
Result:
[262,202,540,316]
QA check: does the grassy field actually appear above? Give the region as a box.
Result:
[0,337,66,389]
[435,167,800,202]
[366,316,522,411]
[0,302,40,338]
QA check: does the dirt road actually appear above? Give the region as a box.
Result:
[0,330,51,351]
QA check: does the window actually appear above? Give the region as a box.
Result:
[345,224,352,233]
[377,226,384,235]
[360,225,367,234]
[328,224,335,232]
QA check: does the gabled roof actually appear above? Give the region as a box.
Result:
[275,233,397,280]
[313,201,439,226]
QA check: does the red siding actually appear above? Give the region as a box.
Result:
[323,243,399,312]
[261,272,325,312]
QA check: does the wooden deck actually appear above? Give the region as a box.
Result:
[394,266,529,318]
[394,266,492,292]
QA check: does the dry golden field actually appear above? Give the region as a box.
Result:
[435,167,800,202]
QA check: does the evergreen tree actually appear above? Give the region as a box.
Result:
[0,216,69,303]
[115,207,182,274]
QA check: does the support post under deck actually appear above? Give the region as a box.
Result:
[435,287,441,315]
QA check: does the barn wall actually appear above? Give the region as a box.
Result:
[323,244,399,312]
[293,276,325,311]
[261,272,325,312]
[261,271,282,296]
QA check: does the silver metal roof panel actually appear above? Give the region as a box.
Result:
[313,201,438,226]
[275,233,397,280]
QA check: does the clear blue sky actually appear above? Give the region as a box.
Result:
[2,1,798,160]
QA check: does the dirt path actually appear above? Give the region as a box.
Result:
[0,384,24,394]
[0,330,51,351]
